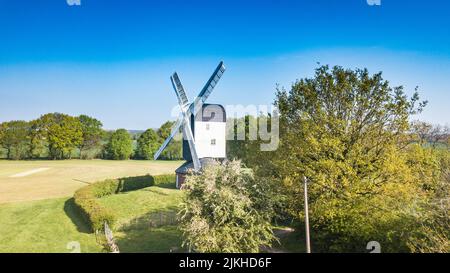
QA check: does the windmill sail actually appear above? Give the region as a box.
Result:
[153,117,183,160]
[198,61,226,102]
[190,62,226,115]
[154,61,226,173]
[171,72,189,106]
[181,114,201,171]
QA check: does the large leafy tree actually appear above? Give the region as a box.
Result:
[27,119,46,159]
[264,65,428,251]
[77,115,104,159]
[105,129,133,160]
[157,121,173,140]
[156,121,182,160]
[0,120,29,159]
[179,160,275,253]
[135,128,160,159]
[38,113,83,159]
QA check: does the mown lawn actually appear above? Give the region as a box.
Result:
[0,197,102,253]
[0,159,183,203]
[0,184,184,253]
[0,159,184,253]
[97,185,185,252]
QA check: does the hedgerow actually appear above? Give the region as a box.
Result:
[74,174,176,232]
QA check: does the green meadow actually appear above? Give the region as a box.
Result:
[0,160,183,253]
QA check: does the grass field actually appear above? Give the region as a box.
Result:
[98,186,185,252]
[0,160,183,203]
[0,197,102,253]
[0,159,301,253]
[0,159,184,253]
[0,185,185,252]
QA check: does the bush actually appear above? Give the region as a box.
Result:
[74,174,176,232]
[153,174,177,187]
[178,160,275,253]
[73,183,117,232]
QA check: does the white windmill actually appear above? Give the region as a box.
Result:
[154,61,227,188]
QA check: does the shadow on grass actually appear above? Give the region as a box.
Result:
[115,210,183,253]
[116,175,177,192]
[63,198,91,234]
[140,188,172,196]
[154,181,177,189]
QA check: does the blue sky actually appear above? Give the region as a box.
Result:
[0,0,449,129]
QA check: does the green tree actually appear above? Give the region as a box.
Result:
[0,120,29,159]
[262,65,429,251]
[179,160,275,253]
[105,129,133,160]
[157,121,182,160]
[136,128,160,159]
[77,115,104,159]
[27,119,46,159]
[38,113,83,159]
[226,115,266,167]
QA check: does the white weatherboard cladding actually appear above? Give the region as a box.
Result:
[194,121,226,158]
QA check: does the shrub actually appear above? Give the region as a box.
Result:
[153,174,177,187]
[73,174,176,232]
[178,160,275,253]
[73,183,117,232]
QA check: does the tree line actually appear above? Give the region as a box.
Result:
[0,113,182,160]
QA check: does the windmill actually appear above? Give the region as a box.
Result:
[154,61,227,188]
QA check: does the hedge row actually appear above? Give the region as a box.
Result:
[73,174,176,232]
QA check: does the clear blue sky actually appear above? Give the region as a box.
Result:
[1,0,449,129]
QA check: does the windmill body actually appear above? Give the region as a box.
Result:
[182,104,227,161]
[154,62,227,188]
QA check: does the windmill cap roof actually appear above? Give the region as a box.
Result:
[194,104,226,122]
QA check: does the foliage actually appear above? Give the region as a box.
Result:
[157,121,173,139]
[253,65,440,252]
[77,115,104,159]
[38,113,83,159]
[0,120,29,159]
[406,150,450,252]
[0,113,182,161]
[178,160,275,253]
[157,121,183,160]
[226,115,259,165]
[73,174,176,232]
[410,120,449,148]
[105,129,133,160]
[136,129,160,159]
[27,119,47,159]
[73,181,117,232]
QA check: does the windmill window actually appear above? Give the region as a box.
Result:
[211,139,216,145]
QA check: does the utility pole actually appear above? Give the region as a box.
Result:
[303,176,311,253]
